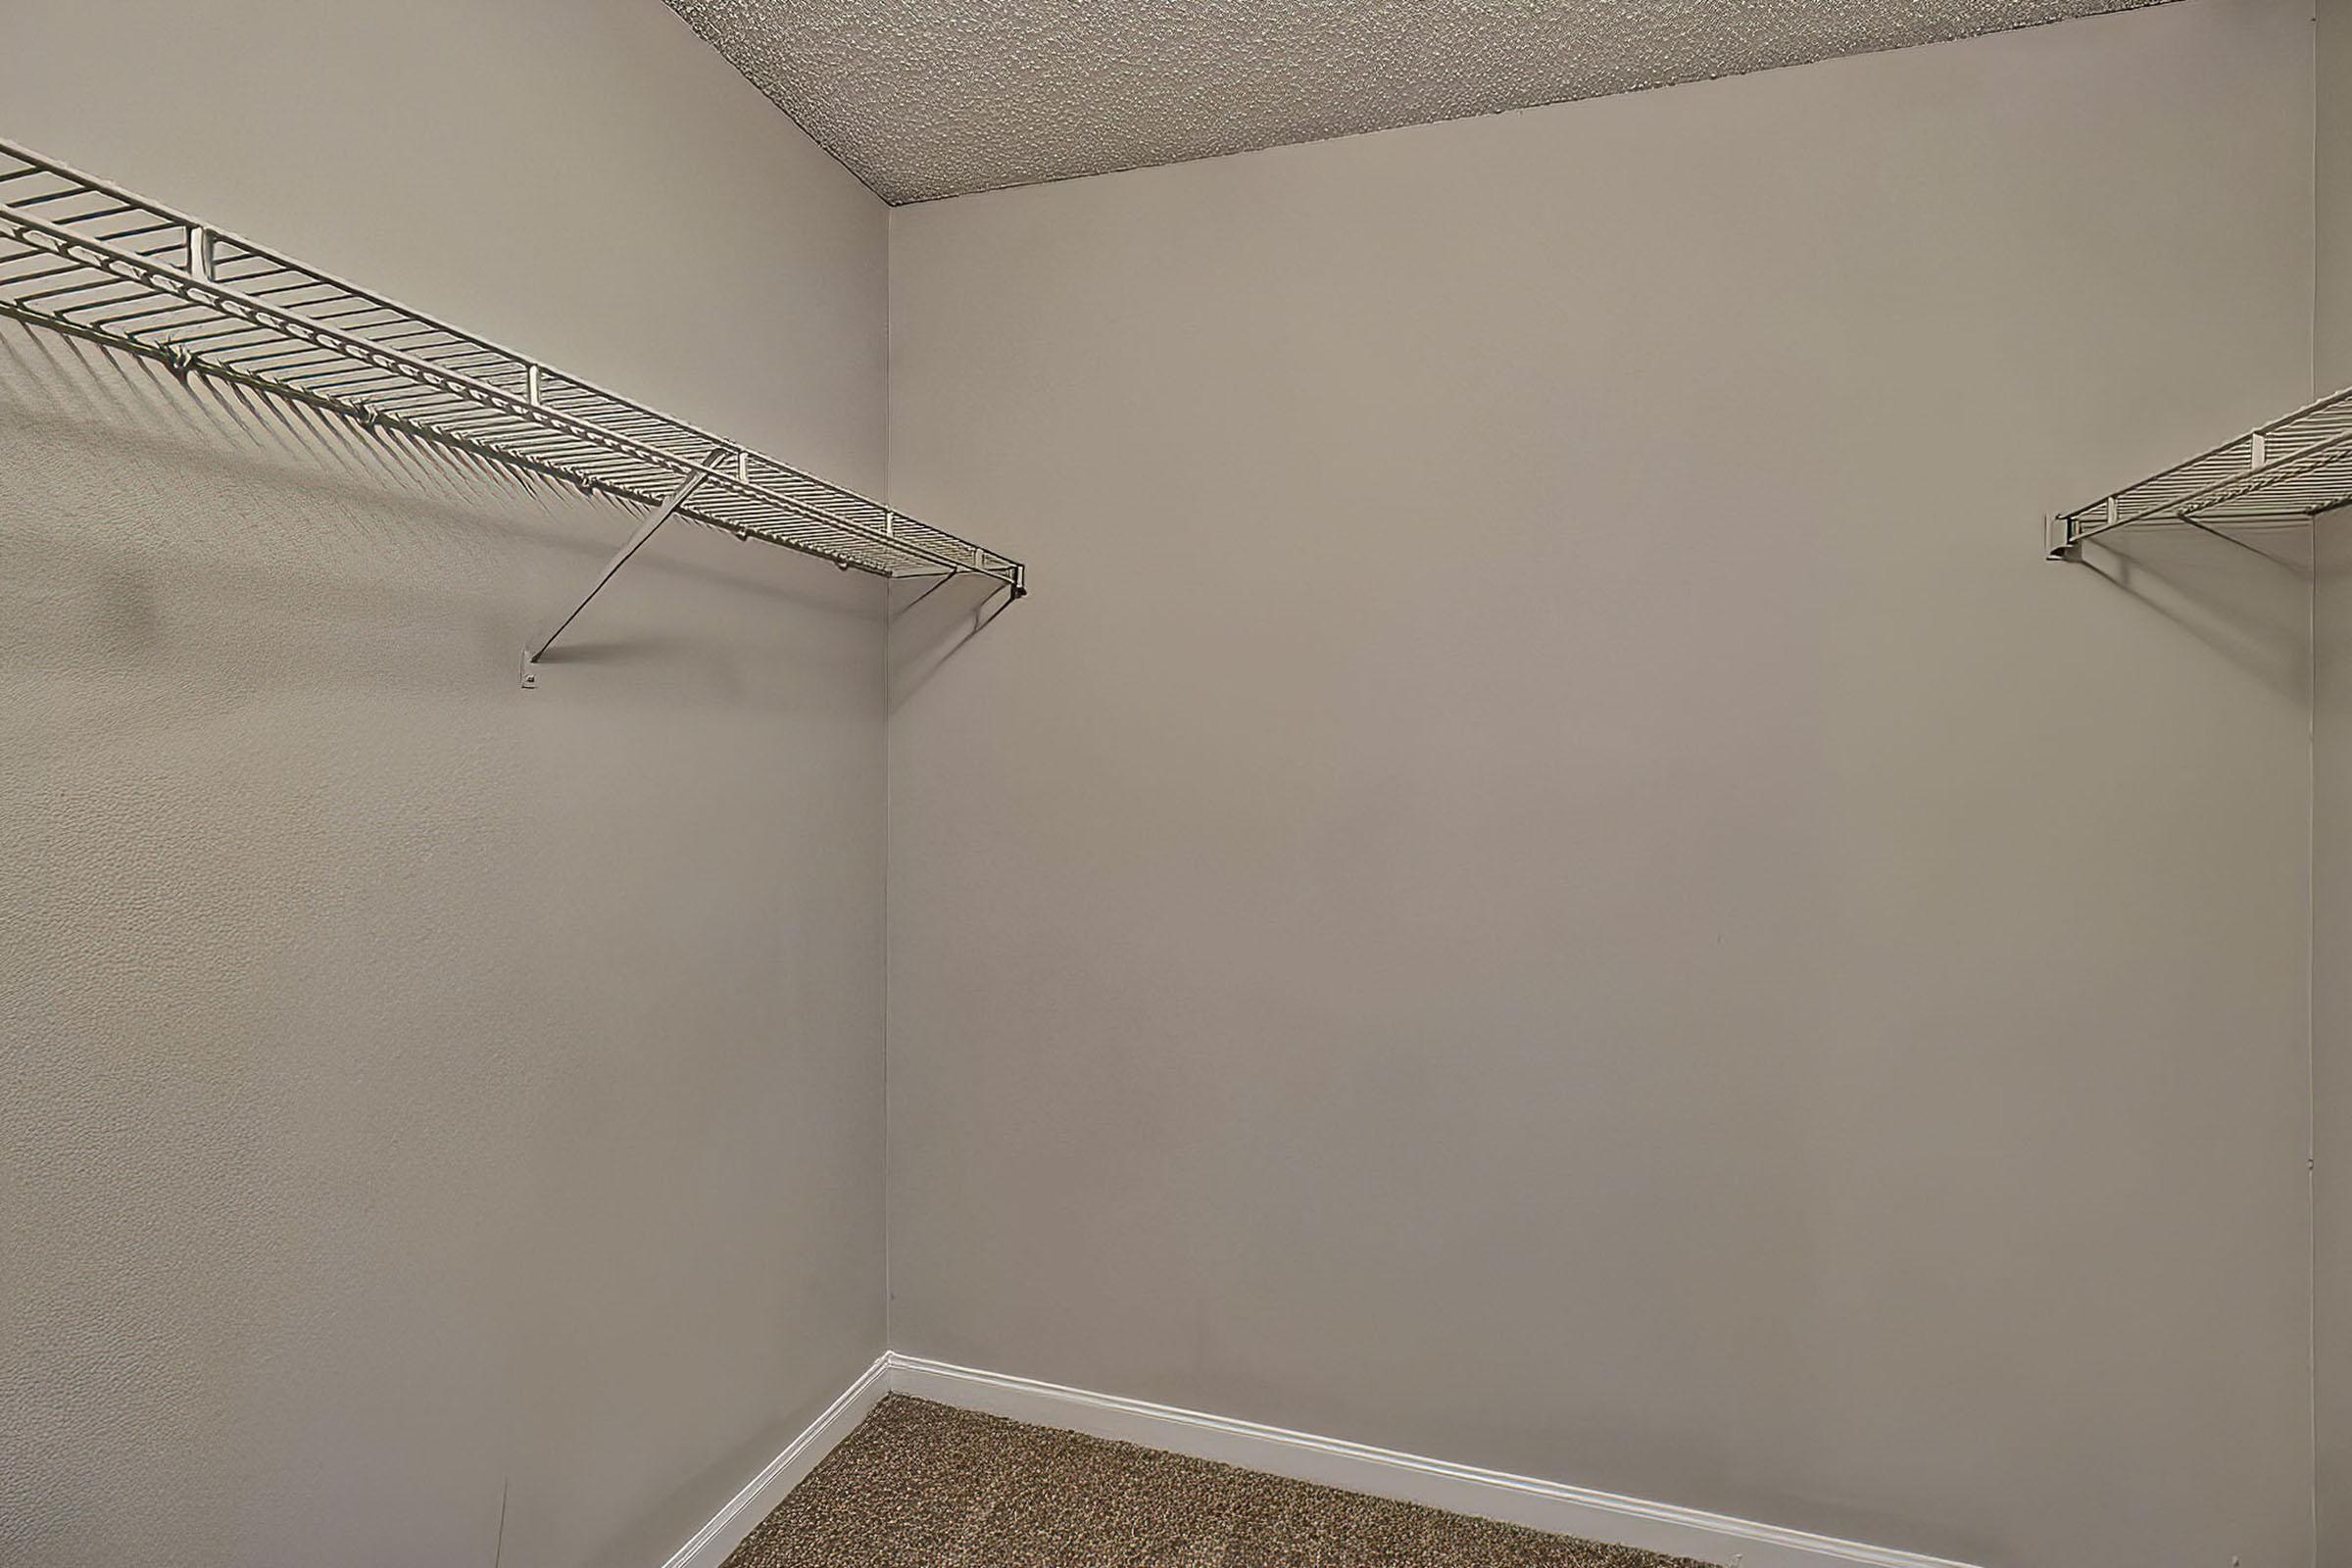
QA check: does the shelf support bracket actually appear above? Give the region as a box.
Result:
[2045,513,2076,562]
[520,448,728,688]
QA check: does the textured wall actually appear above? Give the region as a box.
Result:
[0,3,891,1567]
[2323,0,2352,389]
[2318,513,2350,1568]
[2315,0,2350,1552]
[884,2,2316,1564]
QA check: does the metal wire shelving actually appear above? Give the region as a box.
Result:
[0,137,1023,683]
[2049,386,2352,559]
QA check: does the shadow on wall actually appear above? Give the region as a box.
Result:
[0,320,880,705]
[2076,520,2312,701]
[887,569,1020,710]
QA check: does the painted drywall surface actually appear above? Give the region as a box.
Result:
[0,4,889,1567]
[2323,0,2352,390]
[2317,0,2351,1553]
[884,2,2316,1564]
[2318,519,2350,1568]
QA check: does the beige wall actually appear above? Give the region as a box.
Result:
[2318,522,2349,1568]
[0,4,890,1567]
[885,3,2317,1564]
[2322,0,2352,389]
[2316,0,2351,1555]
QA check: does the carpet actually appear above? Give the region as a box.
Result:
[718,1393,1710,1567]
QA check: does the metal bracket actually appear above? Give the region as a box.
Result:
[520,447,728,689]
[2044,513,2077,562]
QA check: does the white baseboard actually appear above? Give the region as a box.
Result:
[658,1353,892,1568]
[883,1355,1984,1568]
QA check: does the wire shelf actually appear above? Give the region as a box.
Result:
[0,137,1023,594]
[2051,385,2352,557]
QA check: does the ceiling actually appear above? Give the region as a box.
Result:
[662,0,2170,205]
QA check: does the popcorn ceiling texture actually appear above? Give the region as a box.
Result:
[659,0,2174,203]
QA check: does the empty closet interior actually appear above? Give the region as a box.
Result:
[4,1,2349,1566]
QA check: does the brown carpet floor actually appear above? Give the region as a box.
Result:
[719,1395,1708,1568]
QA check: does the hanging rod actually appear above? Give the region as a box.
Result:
[2049,383,2352,559]
[0,137,1024,683]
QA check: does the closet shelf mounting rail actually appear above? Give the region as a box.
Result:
[0,137,1023,684]
[2049,384,2352,558]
